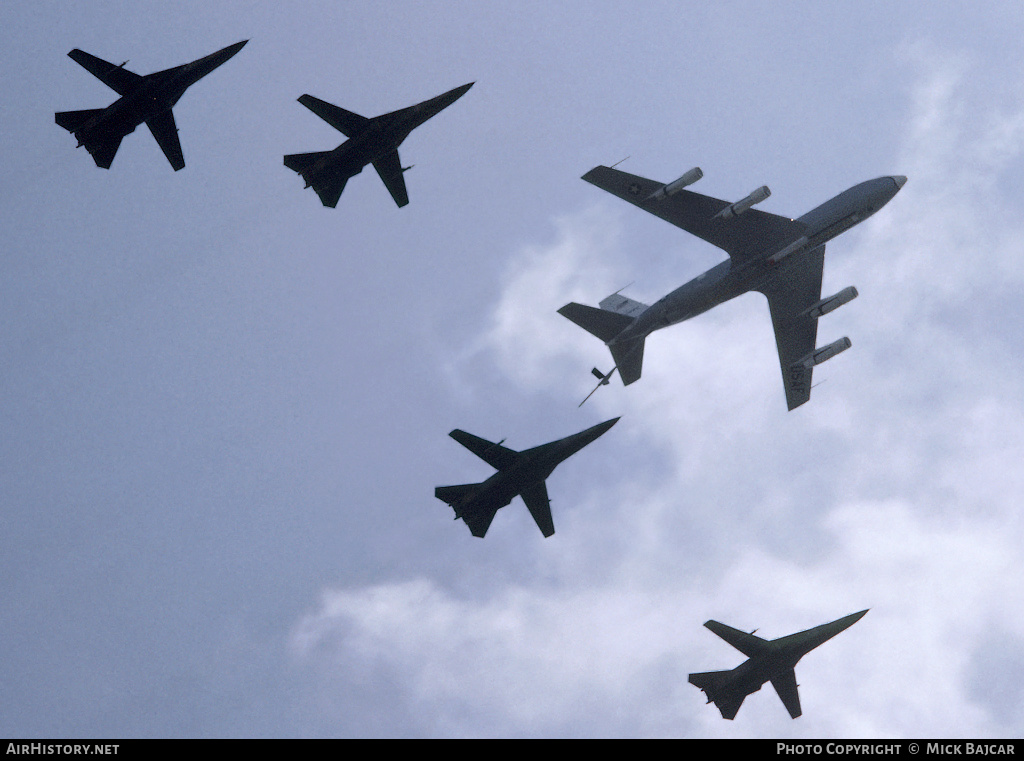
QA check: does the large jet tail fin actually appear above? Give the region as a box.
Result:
[558,302,645,385]
[558,302,634,342]
[608,336,645,386]
[599,292,649,318]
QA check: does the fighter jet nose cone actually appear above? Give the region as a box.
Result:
[892,175,907,190]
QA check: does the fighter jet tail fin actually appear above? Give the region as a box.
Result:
[688,671,745,720]
[435,483,479,508]
[284,151,331,175]
[434,483,497,538]
[55,109,107,134]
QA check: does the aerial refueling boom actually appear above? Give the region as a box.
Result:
[714,185,771,219]
[647,167,703,201]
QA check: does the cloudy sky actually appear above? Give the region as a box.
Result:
[2,0,1023,739]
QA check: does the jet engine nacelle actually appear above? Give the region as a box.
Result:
[647,167,703,201]
[795,337,852,369]
[804,286,859,319]
[767,235,809,264]
[714,185,771,219]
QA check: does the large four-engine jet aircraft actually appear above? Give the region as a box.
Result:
[284,82,474,208]
[560,167,906,409]
[689,609,868,720]
[55,41,248,171]
[435,418,618,538]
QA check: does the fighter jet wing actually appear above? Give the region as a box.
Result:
[372,150,410,208]
[704,620,771,657]
[755,244,826,411]
[520,481,555,538]
[770,669,802,719]
[145,110,185,171]
[448,430,520,471]
[296,95,369,137]
[582,166,806,263]
[68,50,142,96]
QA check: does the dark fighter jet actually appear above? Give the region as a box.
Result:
[284,82,473,208]
[689,609,868,720]
[55,40,247,171]
[435,417,619,538]
[560,166,906,409]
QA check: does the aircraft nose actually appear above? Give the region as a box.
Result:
[892,175,908,190]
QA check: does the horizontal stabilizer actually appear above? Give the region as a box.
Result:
[434,483,479,507]
[435,483,497,538]
[558,302,634,343]
[688,670,746,720]
[609,336,645,386]
[283,151,331,175]
[55,109,106,134]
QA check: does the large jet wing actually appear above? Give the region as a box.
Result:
[704,620,771,657]
[520,481,554,537]
[296,95,369,137]
[582,166,806,263]
[448,430,520,471]
[68,50,142,96]
[145,110,185,171]
[755,245,826,411]
[372,150,410,208]
[771,669,802,719]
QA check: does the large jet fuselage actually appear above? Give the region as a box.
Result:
[610,176,906,347]
[69,42,246,146]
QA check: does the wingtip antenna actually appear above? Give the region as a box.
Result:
[610,155,630,169]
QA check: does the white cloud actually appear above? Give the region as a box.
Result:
[290,51,1024,738]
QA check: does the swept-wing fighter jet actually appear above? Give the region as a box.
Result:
[560,166,906,409]
[689,609,868,720]
[55,41,247,171]
[284,82,473,208]
[435,417,618,538]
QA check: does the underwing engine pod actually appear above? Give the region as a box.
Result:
[803,287,859,319]
[795,337,852,369]
[647,167,703,201]
[714,185,771,219]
